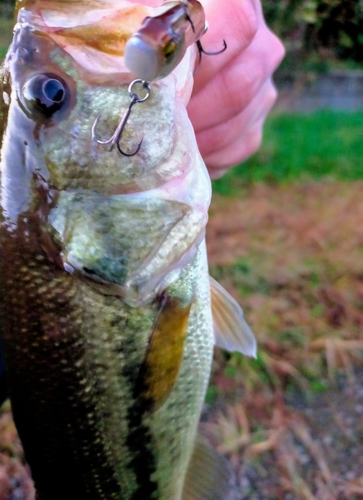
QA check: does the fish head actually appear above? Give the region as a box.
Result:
[1,1,211,305]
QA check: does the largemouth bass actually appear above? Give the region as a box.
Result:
[0,1,256,499]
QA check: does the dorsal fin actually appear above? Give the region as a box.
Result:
[210,276,257,358]
[182,434,237,500]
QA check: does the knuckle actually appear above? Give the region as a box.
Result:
[244,63,265,94]
[218,71,250,119]
[207,127,264,170]
[199,117,233,155]
[220,63,263,118]
[268,31,286,71]
[234,0,259,47]
[266,83,278,110]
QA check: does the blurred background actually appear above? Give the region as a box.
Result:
[207,2,363,499]
[0,1,363,499]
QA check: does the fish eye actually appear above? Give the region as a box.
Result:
[22,73,68,118]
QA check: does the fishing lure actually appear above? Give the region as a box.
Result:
[124,0,227,82]
[94,0,226,157]
[91,79,151,156]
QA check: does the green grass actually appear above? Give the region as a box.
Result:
[0,15,13,60]
[213,110,363,196]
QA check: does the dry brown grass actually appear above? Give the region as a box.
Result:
[204,180,363,499]
[208,180,363,378]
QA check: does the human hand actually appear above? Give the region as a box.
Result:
[187,0,285,178]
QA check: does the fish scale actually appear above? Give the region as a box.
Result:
[0,222,123,499]
[0,212,214,499]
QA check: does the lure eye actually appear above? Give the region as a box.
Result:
[163,41,177,61]
[22,73,67,118]
[125,33,185,81]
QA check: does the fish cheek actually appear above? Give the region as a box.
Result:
[2,26,77,199]
[135,294,192,412]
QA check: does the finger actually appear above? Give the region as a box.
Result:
[188,23,284,133]
[196,78,277,160]
[205,121,264,178]
[192,0,259,94]
[201,78,278,175]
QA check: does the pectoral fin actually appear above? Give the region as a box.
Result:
[136,294,191,412]
[182,435,237,500]
[210,276,257,358]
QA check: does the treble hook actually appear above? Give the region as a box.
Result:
[91,79,151,156]
[196,38,227,57]
[194,38,227,75]
[185,12,228,74]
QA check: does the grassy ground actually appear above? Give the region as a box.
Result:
[213,110,363,195]
[202,110,363,499]
[0,6,14,60]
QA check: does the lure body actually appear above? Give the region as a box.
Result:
[124,0,207,81]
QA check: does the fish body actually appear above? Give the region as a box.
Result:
[0,1,255,499]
